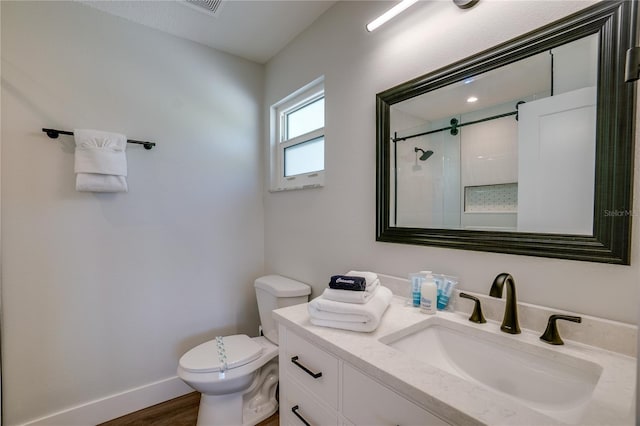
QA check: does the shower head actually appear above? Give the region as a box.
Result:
[414,147,434,161]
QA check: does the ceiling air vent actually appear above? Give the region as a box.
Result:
[183,0,224,17]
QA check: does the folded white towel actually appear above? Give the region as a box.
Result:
[322,279,380,304]
[75,174,128,192]
[308,286,393,332]
[74,129,128,192]
[346,270,378,287]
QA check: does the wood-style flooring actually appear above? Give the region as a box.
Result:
[98,392,279,426]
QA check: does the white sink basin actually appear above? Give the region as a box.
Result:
[380,316,603,424]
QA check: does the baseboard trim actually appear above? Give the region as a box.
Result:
[20,376,193,426]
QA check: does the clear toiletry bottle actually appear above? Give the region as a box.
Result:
[409,273,423,307]
[420,271,437,314]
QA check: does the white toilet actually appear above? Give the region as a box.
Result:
[177,275,311,426]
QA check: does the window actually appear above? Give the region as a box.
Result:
[271,78,325,191]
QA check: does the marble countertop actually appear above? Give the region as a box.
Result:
[273,294,636,425]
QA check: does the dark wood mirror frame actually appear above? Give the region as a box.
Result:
[376,1,638,264]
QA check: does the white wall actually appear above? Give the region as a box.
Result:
[264,0,640,324]
[0,1,3,421]
[1,1,264,424]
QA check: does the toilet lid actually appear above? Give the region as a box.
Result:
[179,334,263,373]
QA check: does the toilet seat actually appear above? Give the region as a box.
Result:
[179,334,263,373]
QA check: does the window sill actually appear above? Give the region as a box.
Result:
[270,170,324,192]
[269,183,324,193]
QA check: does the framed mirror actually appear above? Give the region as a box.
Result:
[376,1,637,264]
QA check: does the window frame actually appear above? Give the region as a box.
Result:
[270,78,325,191]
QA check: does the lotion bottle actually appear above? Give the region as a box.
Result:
[419,271,437,314]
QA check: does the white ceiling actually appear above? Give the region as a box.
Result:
[393,51,553,123]
[81,0,337,64]
[393,33,598,126]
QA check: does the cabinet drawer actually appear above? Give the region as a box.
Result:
[281,374,338,426]
[283,329,339,409]
[342,364,450,426]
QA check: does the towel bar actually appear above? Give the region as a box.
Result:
[42,128,156,150]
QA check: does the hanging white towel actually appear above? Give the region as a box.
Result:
[74,129,128,192]
[308,286,393,332]
[322,279,380,304]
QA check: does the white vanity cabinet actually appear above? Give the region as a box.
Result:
[280,325,339,425]
[279,324,451,426]
[342,363,449,426]
[280,373,338,425]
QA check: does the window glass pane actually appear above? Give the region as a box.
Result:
[286,97,324,139]
[284,137,324,177]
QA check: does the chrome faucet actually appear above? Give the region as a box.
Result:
[489,273,521,334]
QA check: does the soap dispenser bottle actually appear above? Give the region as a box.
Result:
[420,271,437,314]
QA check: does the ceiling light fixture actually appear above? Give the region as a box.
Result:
[467,96,478,103]
[366,0,419,32]
[453,0,480,9]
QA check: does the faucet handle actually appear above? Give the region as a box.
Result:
[459,293,487,324]
[540,314,582,345]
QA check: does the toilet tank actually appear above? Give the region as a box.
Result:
[255,275,311,345]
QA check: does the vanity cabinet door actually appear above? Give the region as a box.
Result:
[342,364,450,426]
[283,329,339,409]
[281,373,338,426]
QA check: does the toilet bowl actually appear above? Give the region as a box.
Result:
[178,275,310,426]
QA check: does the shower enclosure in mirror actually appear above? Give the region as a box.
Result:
[391,35,597,235]
[376,0,637,264]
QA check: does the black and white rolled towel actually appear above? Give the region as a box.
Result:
[328,271,378,291]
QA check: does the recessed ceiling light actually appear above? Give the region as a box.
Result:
[467,96,478,103]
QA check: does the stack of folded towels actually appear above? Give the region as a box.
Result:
[308,271,393,332]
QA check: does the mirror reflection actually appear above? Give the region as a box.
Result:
[390,34,598,235]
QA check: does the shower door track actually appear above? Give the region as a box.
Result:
[392,102,524,143]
